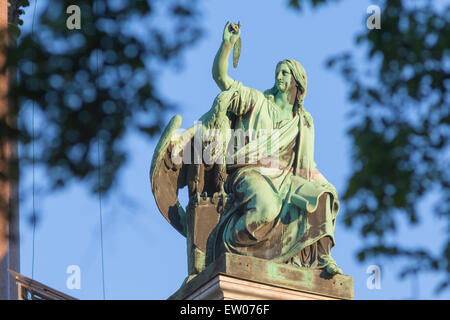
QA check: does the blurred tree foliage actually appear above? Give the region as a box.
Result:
[1,0,202,194]
[290,0,450,293]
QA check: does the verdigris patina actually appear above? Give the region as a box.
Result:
[150,21,343,285]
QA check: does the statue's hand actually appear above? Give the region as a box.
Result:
[223,21,241,46]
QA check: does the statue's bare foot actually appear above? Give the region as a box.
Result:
[326,261,343,275]
[319,255,343,276]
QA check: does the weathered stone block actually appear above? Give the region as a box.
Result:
[170,253,354,300]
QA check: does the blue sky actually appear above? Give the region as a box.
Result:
[17,0,449,300]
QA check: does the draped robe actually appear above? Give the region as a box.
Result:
[207,80,340,266]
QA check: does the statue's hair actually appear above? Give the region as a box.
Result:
[264,59,307,114]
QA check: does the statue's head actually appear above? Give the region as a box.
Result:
[265,59,307,110]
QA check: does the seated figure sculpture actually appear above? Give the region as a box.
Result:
[150,21,342,280]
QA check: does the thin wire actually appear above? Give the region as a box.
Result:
[31,0,38,281]
[95,0,106,300]
[97,138,106,300]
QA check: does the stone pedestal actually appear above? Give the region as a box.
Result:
[169,253,353,300]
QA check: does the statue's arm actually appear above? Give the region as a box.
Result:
[212,21,241,91]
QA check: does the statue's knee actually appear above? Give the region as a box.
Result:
[255,194,281,220]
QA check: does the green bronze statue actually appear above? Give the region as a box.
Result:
[151,21,343,282]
